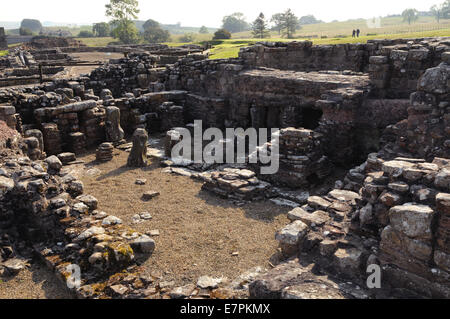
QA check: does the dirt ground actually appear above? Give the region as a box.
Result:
[0,263,73,299]
[63,52,124,78]
[74,149,290,286]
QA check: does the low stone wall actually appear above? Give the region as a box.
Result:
[0,150,157,299]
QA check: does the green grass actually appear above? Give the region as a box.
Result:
[208,28,450,59]
[234,16,450,39]
[76,25,450,60]
[169,33,213,43]
[76,37,115,47]
[0,50,8,57]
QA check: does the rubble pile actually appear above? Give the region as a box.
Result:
[0,148,159,299]
[200,168,272,201]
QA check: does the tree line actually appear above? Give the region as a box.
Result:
[403,1,450,25]
[15,0,450,43]
[214,10,322,39]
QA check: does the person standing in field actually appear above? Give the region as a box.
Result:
[356,29,360,37]
[352,30,356,38]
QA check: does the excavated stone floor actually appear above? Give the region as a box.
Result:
[238,69,371,91]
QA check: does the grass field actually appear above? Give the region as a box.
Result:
[77,33,213,47]
[72,17,450,61]
[208,28,450,59]
[234,15,450,39]
[75,37,116,47]
[0,50,8,57]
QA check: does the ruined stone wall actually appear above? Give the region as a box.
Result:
[112,90,187,134]
[88,53,162,97]
[270,57,450,297]
[368,38,449,98]
[239,41,370,72]
[0,28,7,50]
[0,148,159,299]
[239,38,449,99]
[382,56,450,161]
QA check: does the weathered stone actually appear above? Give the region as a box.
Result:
[57,152,76,164]
[333,248,363,276]
[435,169,450,190]
[275,221,309,246]
[379,191,402,207]
[307,196,331,210]
[328,189,361,203]
[389,204,435,239]
[131,235,155,254]
[0,176,14,194]
[75,226,105,242]
[141,191,160,201]
[109,284,129,296]
[320,240,338,256]
[434,250,450,272]
[382,160,415,177]
[197,276,223,289]
[127,128,148,167]
[105,106,125,143]
[76,194,98,210]
[45,155,62,172]
[102,215,123,226]
[169,284,196,299]
[417,63,449,94]
[287,207,329,226]
[388,181,410,193]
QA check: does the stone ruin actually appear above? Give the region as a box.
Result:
[0,40,205,88]
[0,36,448,299]
[0,28,6,50]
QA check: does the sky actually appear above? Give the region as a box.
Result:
[0,0,443,27]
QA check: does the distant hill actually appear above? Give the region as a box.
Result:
[0,21,21,29]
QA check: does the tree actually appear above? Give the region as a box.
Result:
[298,15,322,25]
[213,28,231,40]
[402,8,419,25]
[112,20,140,44]
[431,4,443,23]
[143,19,160,30]
[280,9,299,39]
[222,12,250,33]
[270,13,284,35]
[93,22,110,37]
[179,33,195,42]
[20,19,42,33]
[143,26,170,43]
[105,0,140,44]
[19,27,33,36]
[252,13,270,39]
[442,0,450,19]
[199,26,209,34]
[79,30,95,37]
